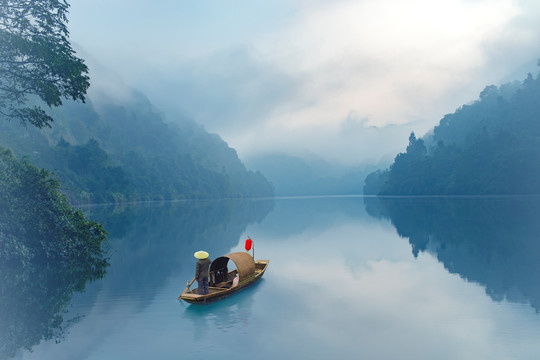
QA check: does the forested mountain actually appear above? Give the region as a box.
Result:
[364,67,540,195]
[0,88,273,203]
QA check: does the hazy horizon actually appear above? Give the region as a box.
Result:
[67,0,540,166]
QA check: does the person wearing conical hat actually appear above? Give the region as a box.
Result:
[194,250,211,295]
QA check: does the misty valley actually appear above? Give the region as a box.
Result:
[2,1,540,359]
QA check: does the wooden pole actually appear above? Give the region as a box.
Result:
[186,277,196,291]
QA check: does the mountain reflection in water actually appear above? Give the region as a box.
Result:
[80,199,273,307]
[364,196,540,310]
[1,199,273,359]
[8,196,540,360]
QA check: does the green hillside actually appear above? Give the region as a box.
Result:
[0,89,273,203]
[364,67,540,195]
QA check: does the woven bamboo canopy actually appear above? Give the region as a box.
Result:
[210,252,255,281]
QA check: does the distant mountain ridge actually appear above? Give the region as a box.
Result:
[246,153,378,196]
[0,87,273,203]
[364,67,540,195]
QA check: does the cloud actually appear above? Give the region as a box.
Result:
[255,0,522,124]
[135,46,302,132]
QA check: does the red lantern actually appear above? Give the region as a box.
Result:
[245,238,253,251]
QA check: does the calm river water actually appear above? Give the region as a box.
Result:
[7,196,540,359]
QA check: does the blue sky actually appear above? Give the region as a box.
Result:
[68,0,540,165]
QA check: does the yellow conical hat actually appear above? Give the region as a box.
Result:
[194,250,209,259]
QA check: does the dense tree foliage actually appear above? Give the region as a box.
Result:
[0,148,108,358]
[364,68,540,195]
[0,0,89,128]
[0,2,111,357]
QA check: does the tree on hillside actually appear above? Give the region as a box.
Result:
[405,132,427,157]
[0,0,89,128]
[0,147,108,357]
[378,132,428,195]
[366,68,540,196]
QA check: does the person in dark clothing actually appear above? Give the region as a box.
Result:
[194,250,211,295]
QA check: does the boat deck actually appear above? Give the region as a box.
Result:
[180,259,269,303]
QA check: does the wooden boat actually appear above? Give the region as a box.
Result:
[179,251,269,304]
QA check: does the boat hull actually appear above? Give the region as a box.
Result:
[179,260,269,304]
